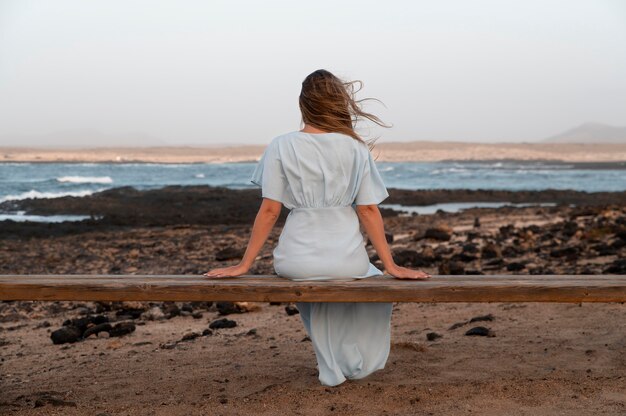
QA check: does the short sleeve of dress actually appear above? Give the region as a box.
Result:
[250,139,289,204]
[354,149,389,205]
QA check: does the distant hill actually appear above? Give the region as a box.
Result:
[0,129,171,148]
[543,122,626,144]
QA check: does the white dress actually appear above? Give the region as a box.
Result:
[250,130,393,386]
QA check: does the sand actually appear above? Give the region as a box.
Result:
[2,141,626,163]
[1,301,625,415]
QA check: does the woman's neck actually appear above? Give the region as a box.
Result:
[300,124,330,134]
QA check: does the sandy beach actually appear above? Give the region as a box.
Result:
[1,186,625,415]
[2,141,626,163]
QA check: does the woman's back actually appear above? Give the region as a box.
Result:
[251,130,388,211]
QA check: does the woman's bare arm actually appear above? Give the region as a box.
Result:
[203,198,282,278]
[355,204,431,280]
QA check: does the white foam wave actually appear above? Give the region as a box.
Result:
[0,213,95,223]
[194,173,206,178]
[429,167,469,175]
[56,176,113,184]
[0,188,108,203]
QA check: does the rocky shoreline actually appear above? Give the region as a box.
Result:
[1,185,624,275]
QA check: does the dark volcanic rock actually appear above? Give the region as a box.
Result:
[481,243,502,259]
[469,314,495,323]
[285,304,299,316]
[604,259,626,274]
[215,246,245,261]
[423,226,452,241]
[108,322,136,337]
[465,326,496,337]
[209,318,237,329]
[561,221,579,238]
[181,332,201,342]
[51,326,82,344]
[385,188,626,207]
[0,185,286,229]
[62,315,109,333]
[83,323,113,338]
[550,246,580,259]
[452,252,478,263]
[439,261,465,275]
[426,332,442,341]
[392,249,434,267]
[161,302,181,318]
[216,301,245,316]
[115,307,145,320]
[506,262,526,271]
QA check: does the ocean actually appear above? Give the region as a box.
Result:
[0,161,624,222]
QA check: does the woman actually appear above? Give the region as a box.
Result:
[204,69,431,386]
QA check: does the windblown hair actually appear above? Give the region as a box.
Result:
[298,69,390,151]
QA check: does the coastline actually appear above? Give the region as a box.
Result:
[2,141,626,163]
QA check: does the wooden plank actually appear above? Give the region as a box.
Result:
[0,274,625,303]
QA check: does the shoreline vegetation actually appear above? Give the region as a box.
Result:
[2,141,626,164]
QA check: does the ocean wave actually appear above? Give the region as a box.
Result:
[56,176,113,184]
[0,188,108,203]
[429,167,469,175]
[0,213,95,223]
[194,173,206,178]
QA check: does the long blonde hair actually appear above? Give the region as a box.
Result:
[298,69,390,151]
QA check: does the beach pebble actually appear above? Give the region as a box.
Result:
[62,315,109,333]
[453,252,478,263]
[108,322,136,337]
[550,246,580,259]
[506,262,526,271]
[423,225,452,241]
[604,259,626,274]
[465,326,496,337]
[438,261,465,275]
[426,332,442,341]
[142,306,166,321]
[469,314,495,323]
[215,246,245,261]
[83,323,113,338]
[159,342,178,350]
[161,302,180,318]
[392,249,433,267]
[180,332,201,342]
[216,301,242,315]
[209,318,237,329]
[51,326,82,344]
[481,243,502,259]
[285,304,299,316]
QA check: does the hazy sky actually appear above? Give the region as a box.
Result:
[1,0,625,146]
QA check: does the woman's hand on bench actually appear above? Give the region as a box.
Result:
[203,263,249,278]
[386,265,431,280]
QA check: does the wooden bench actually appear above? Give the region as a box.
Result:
[1,274,625,303]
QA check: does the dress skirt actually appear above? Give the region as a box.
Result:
[273,205,393,386]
